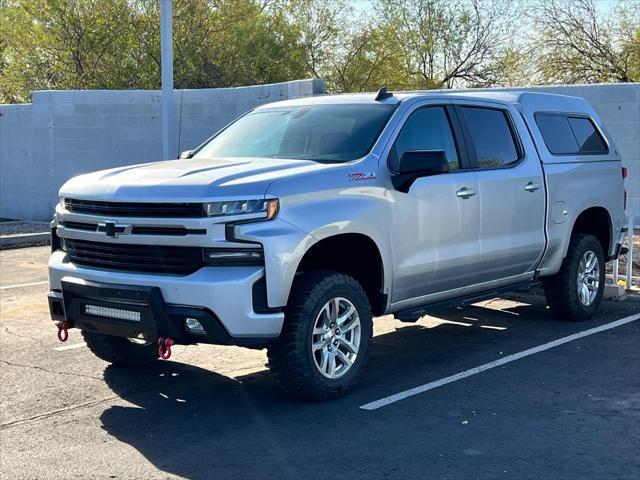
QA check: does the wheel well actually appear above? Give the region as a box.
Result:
[571,207,611,256]
[296,234,386,315]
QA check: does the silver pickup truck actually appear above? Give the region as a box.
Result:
[48,89,626,400]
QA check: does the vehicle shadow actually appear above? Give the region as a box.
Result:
[97,294,626,480]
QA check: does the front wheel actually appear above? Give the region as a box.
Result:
[543,233,605,321]
[267,271,373,400]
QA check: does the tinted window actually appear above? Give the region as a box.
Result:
[535,114,579,154]
[390,107,460,172]
[460,107,519,168]
[568,117,607,153]
[535,114,607,155]
[193,105,396,163]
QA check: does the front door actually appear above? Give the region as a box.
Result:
[388,103,482,305]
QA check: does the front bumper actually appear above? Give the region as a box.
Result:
[48,249,284,342]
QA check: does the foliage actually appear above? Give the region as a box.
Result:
[0,0,638,103]
[532,0,640,83]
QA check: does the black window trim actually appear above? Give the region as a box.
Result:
[453,104,525,172]
[386,103,472,174]
[534,112,609,157]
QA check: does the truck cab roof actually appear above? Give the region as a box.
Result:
[256,89,597,117]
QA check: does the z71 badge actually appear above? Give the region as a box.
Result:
[349,172,376,182]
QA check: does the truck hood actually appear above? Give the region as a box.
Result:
[59,157,333,201]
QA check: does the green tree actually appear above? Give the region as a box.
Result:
[532,0,640,83]
[287,0,352,79]
[374,0,519,89]
[0,0,140,102]
[326,22,407,92]
[0,0,307,103]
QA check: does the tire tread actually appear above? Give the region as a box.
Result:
[543,233,605,322]
[267,271,372,400]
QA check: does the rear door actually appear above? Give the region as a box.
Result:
[453,102,546,283]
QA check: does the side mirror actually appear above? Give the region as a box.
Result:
[178,150,194,159]
[392,150,449,192]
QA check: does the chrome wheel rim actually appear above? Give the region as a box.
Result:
[577,250,600,306]
[311,297,361,379]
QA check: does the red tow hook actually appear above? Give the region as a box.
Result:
[158,337,175,360]
[57,321,71,342]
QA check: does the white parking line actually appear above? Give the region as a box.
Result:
[53,342,86,351]
[0,281,48,291]
[360,313,640,411]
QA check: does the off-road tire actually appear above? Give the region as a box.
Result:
[267,271,373,401]
[82,331,158,366]
[543,233,605,321]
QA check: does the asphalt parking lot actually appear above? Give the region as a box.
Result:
[1,246,639,480]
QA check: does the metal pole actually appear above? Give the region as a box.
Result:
[160,0,174,159]
[626,215,634,289]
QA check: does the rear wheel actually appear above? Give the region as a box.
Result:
[543,233,605,321]
[82,331,158,366]
[267,271,373,400]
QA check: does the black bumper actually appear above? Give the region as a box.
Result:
[48,278,271,347]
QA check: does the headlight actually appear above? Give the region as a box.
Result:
[203,198,279,219]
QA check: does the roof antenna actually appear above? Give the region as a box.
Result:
[375,86,393,101]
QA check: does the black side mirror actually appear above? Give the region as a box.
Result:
[392,150,448,192]
[178,150,194,159]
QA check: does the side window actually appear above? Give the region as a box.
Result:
[459,107,520,169]
[535,113,607,155]
[534,114,578,154]
[390,107,460,172]
[567,117,607,154]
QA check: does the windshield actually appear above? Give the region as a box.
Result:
[193,104,396,163]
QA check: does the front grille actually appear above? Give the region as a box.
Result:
[64,198,205,218]
[60,221,206,236]
[64,239,203,275]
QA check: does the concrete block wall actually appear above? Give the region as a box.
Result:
[0,79,325,220]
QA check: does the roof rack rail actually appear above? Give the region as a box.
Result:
[375,87,393,101]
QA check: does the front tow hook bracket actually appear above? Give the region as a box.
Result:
[158,337,175,360]
[57,321,71,342]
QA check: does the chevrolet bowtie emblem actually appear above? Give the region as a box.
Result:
[97,221,132,237]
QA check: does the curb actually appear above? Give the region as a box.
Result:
[0,233,51,250]
[604,284,627,301]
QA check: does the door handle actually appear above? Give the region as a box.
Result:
[524,182,541,192]
[456,187,476,199]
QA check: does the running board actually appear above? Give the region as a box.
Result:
[395,280,540,322]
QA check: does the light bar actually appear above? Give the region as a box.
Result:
[84,304,141,322]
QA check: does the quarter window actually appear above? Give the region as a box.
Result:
[459,107,520,169]
[567,117,607,154]
[535,114,607,155]
[390,107,460,172]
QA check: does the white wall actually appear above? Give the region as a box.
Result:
[0,79,325,220]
